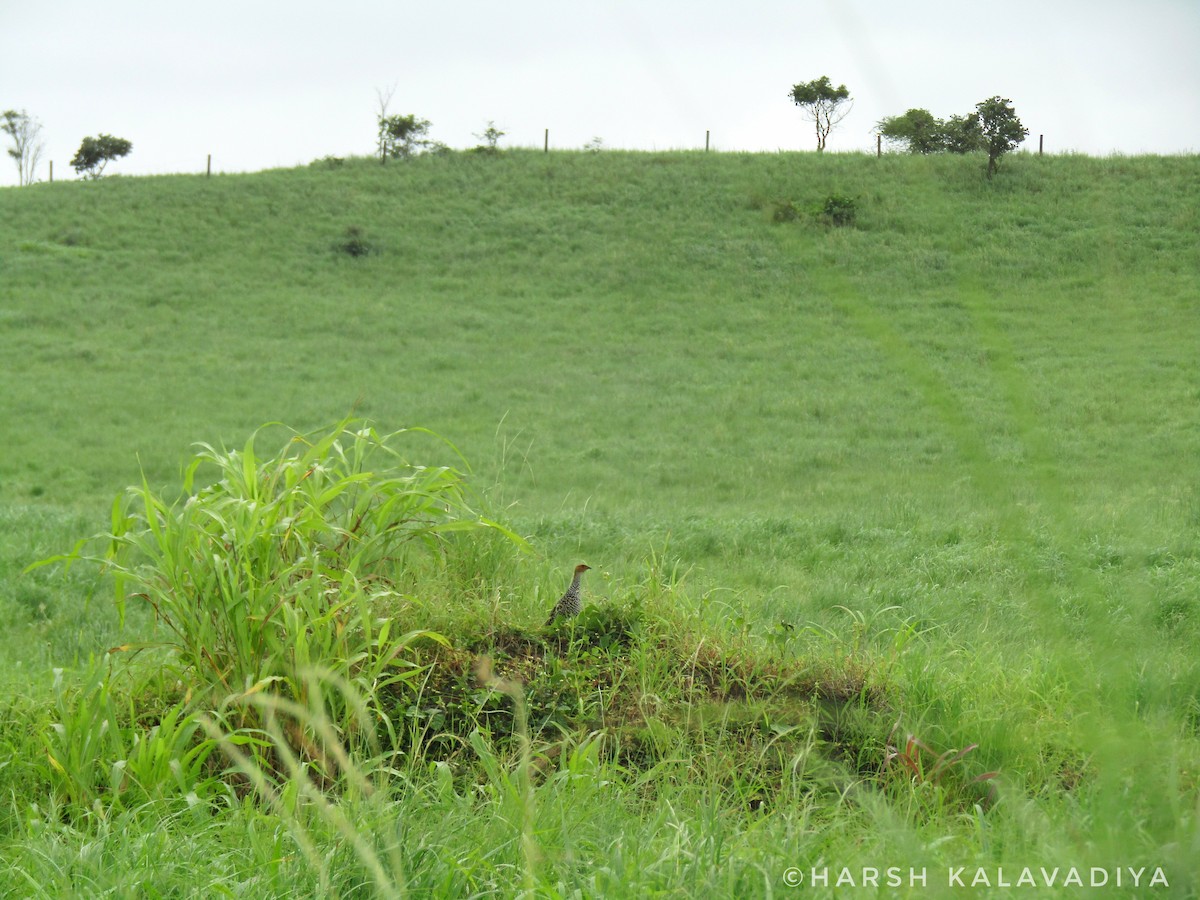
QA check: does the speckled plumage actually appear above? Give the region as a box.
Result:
[544,564,591,626]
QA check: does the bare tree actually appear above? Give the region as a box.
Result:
[2,109,45,185]
[375,84,397,163]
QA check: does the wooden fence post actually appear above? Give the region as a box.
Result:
[877,134,882,157]
[1038,135,1044,155]
[705,130,710,152]
[206,154,212,177]
[544,129,549,153]
[49,160,53,182]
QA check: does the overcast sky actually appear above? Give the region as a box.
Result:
[2,0,1198,185]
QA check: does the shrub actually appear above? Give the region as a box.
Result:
[472,121,506,155]
[820,194,858,227]
[771,199,801,223]
[337,225,373,257]
[769,195,858,227]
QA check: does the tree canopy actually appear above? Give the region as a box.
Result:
[975,96,1028,177]
[2,109,45,185]
[377,114,432,162]
[70,134,133,179]
[788,76,852,152]
[876,96,1027,177]
[877,108,946,155]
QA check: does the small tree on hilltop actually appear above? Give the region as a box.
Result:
[374,84,433,163]
[70,134,132,179]
[2,109,45,185]
[876,96,1026,178]
[375,84,396,162]
[941,113,984,155]
[378,113,432,161]
[789,76,852,152]
[472,120,505,155]
[877,108,945,154]
[974,96,1027,178]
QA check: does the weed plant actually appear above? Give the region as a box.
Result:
[29,421,522,775]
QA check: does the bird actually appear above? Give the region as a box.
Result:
[544,563,591,626]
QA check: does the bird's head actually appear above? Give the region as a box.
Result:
[575,563,592,574]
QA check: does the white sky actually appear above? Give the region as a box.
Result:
[2,0,1198,185]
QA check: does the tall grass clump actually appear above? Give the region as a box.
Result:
[38,656,221,810]
[35,419,523,745]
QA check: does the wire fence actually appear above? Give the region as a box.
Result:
[32,132,1048,184]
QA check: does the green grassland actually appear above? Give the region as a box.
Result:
[1,149,1198,896]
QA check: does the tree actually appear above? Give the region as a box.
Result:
[877,108,945,154]
[374,85,431,162]
[2,109,45,186]
[974,96,1028,177]
[378,114,432,161]
[875,96,1026,177]
[788,76,852,151]
[941,113,984,155]
[472,120,505,154]
[70,134,132,179]
[375,85,395,162]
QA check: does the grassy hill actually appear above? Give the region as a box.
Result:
[1,150,1198,896]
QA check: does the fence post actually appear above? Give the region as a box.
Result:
[49,160,53,182]
[544,129,549,153]
[705,130,710,152]
[206,154,212,177]
[1038,135,1044,156]
[877,134,882,157]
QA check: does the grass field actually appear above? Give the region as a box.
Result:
[1,148,1198,896]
